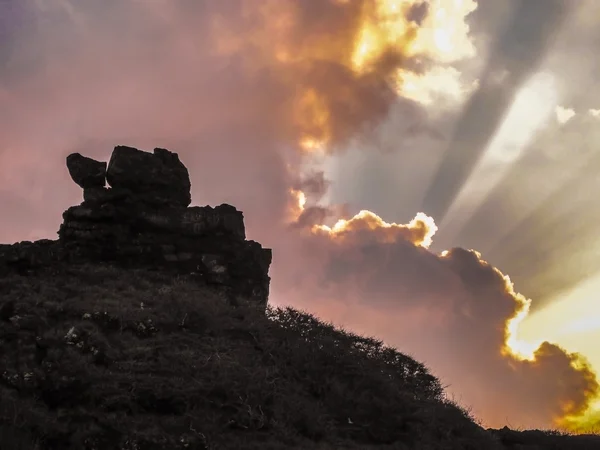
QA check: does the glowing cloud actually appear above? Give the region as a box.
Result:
[556,105,576,124]
[288,188,308,222]
[396,65,477,106]
[210,0,477,151]
[351,0,477,103]
[313,210,438,248]
[501,280,539,361]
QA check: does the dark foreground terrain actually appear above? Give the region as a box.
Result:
[0,264,598,450]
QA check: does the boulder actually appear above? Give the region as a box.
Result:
[106,146,191,208]
[66,153,106,188]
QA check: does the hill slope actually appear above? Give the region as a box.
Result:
[3,264,600,450]
[1,262,499,449]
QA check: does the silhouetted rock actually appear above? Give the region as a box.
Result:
[106,145,192,208]
[0,145,272,309]
[66,153,106,188]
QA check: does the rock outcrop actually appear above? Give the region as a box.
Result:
[66,153,107,189]
[0,145,272,308]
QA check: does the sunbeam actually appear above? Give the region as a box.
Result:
[421,0,570,222]
[438,71,558,242]
[473,109,600,306]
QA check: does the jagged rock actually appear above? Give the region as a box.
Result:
[82,186,130,203]
[0,145,272,309]
[106,146,191,208]
[0,240,61,276]
[66,153,106,188]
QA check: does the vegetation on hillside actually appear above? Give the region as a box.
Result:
[0,263,598,449]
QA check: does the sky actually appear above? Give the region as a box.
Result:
[2,0,600,432]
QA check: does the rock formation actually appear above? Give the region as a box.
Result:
[0,145,272,308]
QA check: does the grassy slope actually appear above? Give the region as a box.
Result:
[0,263,598,449]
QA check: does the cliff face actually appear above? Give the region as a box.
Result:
[0,145,272,309]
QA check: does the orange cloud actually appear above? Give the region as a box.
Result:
[209,0,477,151]
[313,209,437,248]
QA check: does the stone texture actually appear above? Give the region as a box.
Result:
[0,145,272,309]
[66,153,107,188]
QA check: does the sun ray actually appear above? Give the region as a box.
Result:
[439,71,558,242]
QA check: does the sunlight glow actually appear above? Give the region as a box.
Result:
[502,287,540,361]
[519,273,600,365]
[351,0,477,105]
[295,88,331,152]
[481,71,558,163]
[517,273,600,425]
[395,66,477,105]
[228,0,479,151]
[440,71,559,239]
[313,211,438,248]
[556,105,576,124]
[288,188,307,222]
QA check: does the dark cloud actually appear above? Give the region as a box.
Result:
[294,172,330,199]
[406,2,429,26]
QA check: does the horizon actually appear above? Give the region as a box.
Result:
[2,0,600,432]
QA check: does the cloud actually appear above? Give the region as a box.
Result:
[555,105,575,124]
[278,210,599,429]
[1,0,598,432]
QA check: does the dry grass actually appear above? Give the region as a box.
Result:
[0,263,598,449]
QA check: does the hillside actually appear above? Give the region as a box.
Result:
[1,146,599,450]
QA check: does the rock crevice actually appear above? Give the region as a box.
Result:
[0,145,272,308]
